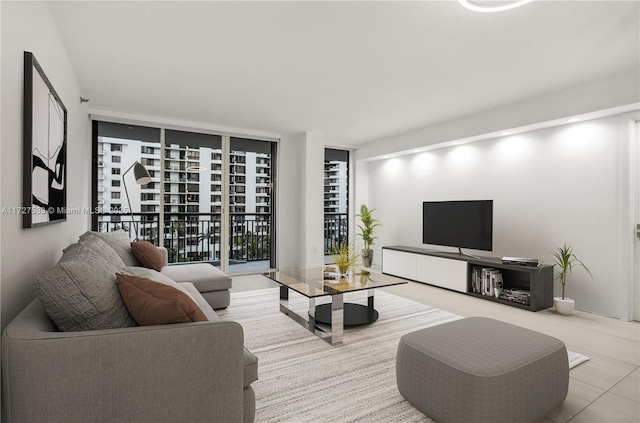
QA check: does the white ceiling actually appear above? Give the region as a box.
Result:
[48,1,639,144]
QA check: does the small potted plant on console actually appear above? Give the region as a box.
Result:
[356,204,381,268]
[549,243,592,315]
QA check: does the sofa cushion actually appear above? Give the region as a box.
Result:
[161,263,232,292]
[180,283,221,322]
[200,290,231,310]
[80,230,141,267]
[243,348,259,388]
[131,240,164,271]
[116,273,208,326]
[61,233,126,270]
[33,259,136,331]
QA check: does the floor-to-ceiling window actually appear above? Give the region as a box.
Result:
[92,121,277,273]
[324,148,349,256]
[228,137,276,273]
[164,130,222,264]
[93,123,161,241]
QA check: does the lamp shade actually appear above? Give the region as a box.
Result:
[132,162,151,185]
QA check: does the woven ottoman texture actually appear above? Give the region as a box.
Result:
[396,317,569,423]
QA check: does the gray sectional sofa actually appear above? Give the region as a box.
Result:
[2,230,257,423]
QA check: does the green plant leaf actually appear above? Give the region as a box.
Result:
[356,204,381,249]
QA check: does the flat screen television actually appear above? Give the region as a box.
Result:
[422,200,493,251]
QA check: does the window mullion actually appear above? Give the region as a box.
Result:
[220,135,231,273]
[158,128,166,246]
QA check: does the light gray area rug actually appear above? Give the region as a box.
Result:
[218,288,587,423]
[567,350,590,368]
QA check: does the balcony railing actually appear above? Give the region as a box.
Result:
[324,213,348,255]
[229,213,271,263]
[95,211,348,267]
[94,212,272,267]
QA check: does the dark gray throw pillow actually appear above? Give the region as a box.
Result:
[79,229,141,267]
[33,243,136,331]
[61,232,126,270]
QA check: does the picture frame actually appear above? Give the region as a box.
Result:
[23,51,67,228]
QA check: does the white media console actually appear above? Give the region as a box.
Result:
[381,245,554,311]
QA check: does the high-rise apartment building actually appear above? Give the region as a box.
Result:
[323,149,349,254]
[96,127,272,265]
[324,160,348,214]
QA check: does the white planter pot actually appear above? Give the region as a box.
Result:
[554,297,575,315]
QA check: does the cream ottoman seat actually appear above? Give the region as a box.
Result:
[396,317,569,423]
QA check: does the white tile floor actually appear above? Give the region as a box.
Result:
[231,269,640,423]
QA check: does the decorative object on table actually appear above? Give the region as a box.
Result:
[356,204,381,267]
[123,161,151,240]
[331,242,361,277]
[323,265,341,283]
[23,51,67,228]
[548,243,592,315]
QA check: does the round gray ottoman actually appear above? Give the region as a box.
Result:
[396,317,569,423]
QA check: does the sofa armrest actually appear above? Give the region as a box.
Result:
[157,246,169,267]
[2,300,245,423]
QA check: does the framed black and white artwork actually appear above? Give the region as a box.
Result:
[23,51,67,228]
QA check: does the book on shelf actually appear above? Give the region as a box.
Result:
[473,266,503,297]
[488,270,500,297]
[491,272,503,298]
[481,268,494,296]
[471,266,483,293]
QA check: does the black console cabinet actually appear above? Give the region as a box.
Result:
[382,246,554,311]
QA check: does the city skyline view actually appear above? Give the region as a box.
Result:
[95,122,349,272]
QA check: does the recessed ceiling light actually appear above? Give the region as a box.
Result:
[567,117,582,123]
[413,149,422,153]
[501,131,512,136]
[383,155,391,159]
[458,0,534,12]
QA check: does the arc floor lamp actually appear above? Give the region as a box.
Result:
[123,161,151,240]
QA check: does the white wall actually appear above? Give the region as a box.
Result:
[300,132,325,267]
[1,1,91,332]
[354,159,369,252]
[364,115,630,318]
[357,70,639,161]
[277,133,304,270]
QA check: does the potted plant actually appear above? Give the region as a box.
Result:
[549,243,592,315]
[331,242,361,277]
[356,204,381,268]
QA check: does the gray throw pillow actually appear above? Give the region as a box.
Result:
[61,233,126,271]
[79,230,141,267]
[33,258,137,331]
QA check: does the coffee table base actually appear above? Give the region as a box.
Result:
[313,303,379,326]
[266,269,407,346]
[279,286,344,345]
[279,286,379,346]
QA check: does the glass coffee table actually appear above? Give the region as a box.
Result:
[263,268,407,346]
